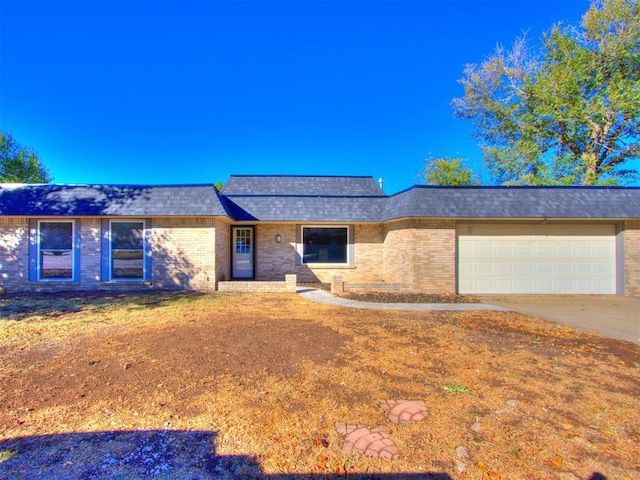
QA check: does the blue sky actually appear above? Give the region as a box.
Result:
[1,0,590,194]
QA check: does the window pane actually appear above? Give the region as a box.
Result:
[236,228,251,254]
[112,250,144,279]
[303,227,347,264]
[40,222,73,279]
[41,251,73,278]
[111,222,144,250]
[111,222,145,279]
[40,222,72,250]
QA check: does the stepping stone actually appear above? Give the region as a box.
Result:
[334,422,399,459]
[379,399,429,424]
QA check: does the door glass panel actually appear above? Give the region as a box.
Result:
[236,228,252,253]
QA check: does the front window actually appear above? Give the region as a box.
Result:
[302,226,348,264]
[39,221,74,280]
[110,221,144,279]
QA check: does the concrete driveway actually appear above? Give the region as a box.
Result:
[478,295,640,344]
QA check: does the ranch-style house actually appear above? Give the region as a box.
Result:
[0,175,638,296]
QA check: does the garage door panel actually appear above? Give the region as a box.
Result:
[574,244,592,256]
[535,262,553,274]
[495,244,513,256]
[574,262,593,274]
[476,244,493,255]
[495,262,514,274]
[457,224,615,294]
[594,244,614,256]
[594,278,615,291]
[514,278,533,291]
[534,278,554,292]
[594,262,614,274]
[514,262,532,274]
[475,261,493,274]
[534,243,554,256]
[495,278,516,291]
[556,244,572,256]
[515,244,532,256]
[555,278,572,291]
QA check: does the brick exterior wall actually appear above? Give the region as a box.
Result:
[383,219,457,294]
[0,217,29,291]
[253,223,384,284]
[218,274,297,292]
[78,218,101,287]
[298,223,384,283]
[215,219,230,283]
[624,221,640,296]
[151,217,217,291]
[351,223,384,280]
[0,216,222,292]
[2,215,639,296]
[255,224,297,281]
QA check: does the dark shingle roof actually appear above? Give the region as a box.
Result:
[0,184,229,217]
[225,196,388,222]
[222,175,388,221]
[384,186,640,220]
[222,175,385,196]
[1,180,639,221]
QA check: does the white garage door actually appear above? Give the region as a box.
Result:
[457,224,616,294]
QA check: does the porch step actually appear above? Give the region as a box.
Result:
[217,274,297,293]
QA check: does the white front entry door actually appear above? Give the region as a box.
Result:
[232,227,254,279]
[457,224,616,294]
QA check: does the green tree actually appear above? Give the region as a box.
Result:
[423,156,480,186]
[0,131,52,183]
[452,0,640,185]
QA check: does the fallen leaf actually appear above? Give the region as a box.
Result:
[483,471,501,480]
[317,454,329,470]
[545,455,563,468]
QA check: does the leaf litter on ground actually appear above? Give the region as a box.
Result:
[0,291,638,479]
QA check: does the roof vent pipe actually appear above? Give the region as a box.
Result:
[378,177,384,191]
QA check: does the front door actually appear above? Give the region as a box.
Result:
[232,226,254,279]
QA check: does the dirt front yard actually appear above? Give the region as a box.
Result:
[0,291,638,479]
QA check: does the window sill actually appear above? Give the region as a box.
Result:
[30,280,80,285]
[101,281,153,287]
[298,264,355,269]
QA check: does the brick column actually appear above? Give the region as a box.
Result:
[285,274,297,292]
[331,275,344,294]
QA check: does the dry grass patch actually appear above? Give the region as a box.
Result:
[1,291,638,479]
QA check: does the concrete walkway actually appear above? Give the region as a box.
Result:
[297,288,509,311]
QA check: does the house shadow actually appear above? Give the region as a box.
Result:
[0,429,453,479]
[0,290,206,321]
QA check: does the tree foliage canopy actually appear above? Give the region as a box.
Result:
[0,131,52,183]
[452,0,640,185]
[423,156,480,186]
